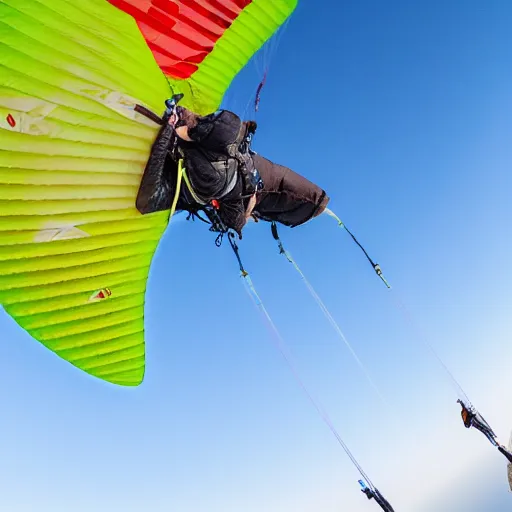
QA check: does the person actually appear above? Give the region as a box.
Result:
[458,399,498,446]
[458,399,512,463]
[136,99,329,238]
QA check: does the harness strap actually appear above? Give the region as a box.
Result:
[170,158,185,219]
[182,166,207,205]
[226,122,262,197]
[134,104,164,125]
[254,70,267,112]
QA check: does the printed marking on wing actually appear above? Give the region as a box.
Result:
[88,288,113,302]
[34,226,91,243]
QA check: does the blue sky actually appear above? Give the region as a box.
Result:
[1,1,512,511]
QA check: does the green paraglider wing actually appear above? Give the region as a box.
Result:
[0,0,297,385]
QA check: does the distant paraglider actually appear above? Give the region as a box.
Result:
[458,400,512,464]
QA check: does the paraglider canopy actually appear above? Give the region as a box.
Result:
[0,0,298,385]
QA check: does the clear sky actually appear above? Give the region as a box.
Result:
[1,1,512,511]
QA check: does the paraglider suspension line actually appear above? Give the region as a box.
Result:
[211,219,390,507]
[323,209,390,288]
[228,232,248,277]
[344,224,390,288]
[270,223,388,406]
[241,266,378,491]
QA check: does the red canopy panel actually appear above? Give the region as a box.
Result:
[108,0,252,78]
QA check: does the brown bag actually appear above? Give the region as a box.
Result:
[253,154,329,227]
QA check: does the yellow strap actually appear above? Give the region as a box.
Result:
[181,166,206,205]
[170,158,185,219]
[323,207,344,227]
